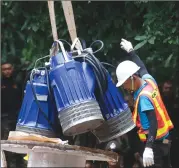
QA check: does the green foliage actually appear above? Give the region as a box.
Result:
[1,1,179,85]
[1,1,68,70]
[134,40,147,50]
[133,2,179,82]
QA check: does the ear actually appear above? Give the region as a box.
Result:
[132,75,138,80]
[130,75,134,81]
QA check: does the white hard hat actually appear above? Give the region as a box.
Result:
[116,60,140,87]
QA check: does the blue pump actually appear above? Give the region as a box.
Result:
[16,68,56,137]
[92,73,135,142]
[71,39,135,142]
[77,55,135,142]
[48,40,104,136]
[15,38,135,142]
[97,73,128,120]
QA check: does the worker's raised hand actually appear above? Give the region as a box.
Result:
[143,147,154,167]
[120,38,134,53]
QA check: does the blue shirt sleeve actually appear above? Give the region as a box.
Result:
[138,95,155,129]
[142,74,157,85]
[138,95,154,112]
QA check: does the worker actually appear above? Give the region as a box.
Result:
[1,61,25,167]
[160,80,179,168]
[115,38,174,168]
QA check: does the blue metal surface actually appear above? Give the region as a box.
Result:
[16,70,55,137]
[81,65,135,142]
[49,52,104,135]
[80,63,128,121]
[49,53,97,112]
[99,73,128,120]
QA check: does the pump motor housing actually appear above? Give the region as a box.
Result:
[16,70,56,138]
[49,52,104,136]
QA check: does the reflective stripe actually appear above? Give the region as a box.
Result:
[24,155,29,161]
[133,79,173,141]
[139,120,172,141]
[36,94,48,101]
[132,100,138,124]
[139,133,146,140]
[136,90,172,141]
[145,79,157,89]
[32,83,47,87]
[138,91,170,139]
[146,79,172,121]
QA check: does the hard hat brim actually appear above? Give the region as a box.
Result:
[116,66,140,87]
[116,78,127,87]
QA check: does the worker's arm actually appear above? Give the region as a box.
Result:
[142,110,157,167]
[145,110,158,148]
[139,96,157,148]
[139,96,157,167]
[128,51,148,77]
[120,38,148,77]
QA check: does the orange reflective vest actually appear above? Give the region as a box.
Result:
[132,78,174,141]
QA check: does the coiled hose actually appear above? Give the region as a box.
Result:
[73,40,114,99]
[74,51,108,98]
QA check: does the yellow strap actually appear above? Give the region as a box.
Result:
[133,79,154,123]
[61,1,77,43]
[133,88,148,123]
[47,1,58,41]
[24,154,29,161]
[145,79,157,89]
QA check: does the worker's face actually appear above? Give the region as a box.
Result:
[123,77,134,92]
[162,82,173,97]
[1,63,14,78]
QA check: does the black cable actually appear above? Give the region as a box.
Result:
[29,70,56,133]
[72,40,116,120]
[101,62,116,69]
[90,40,104,54]
[86,51,108,90]
[71,39,109,102]
[74,56,104,97]
[87,51,107,80]
[45,67,59,118]
[45,67,52,101]
[73,51,108,100]
[21,71,31,99]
